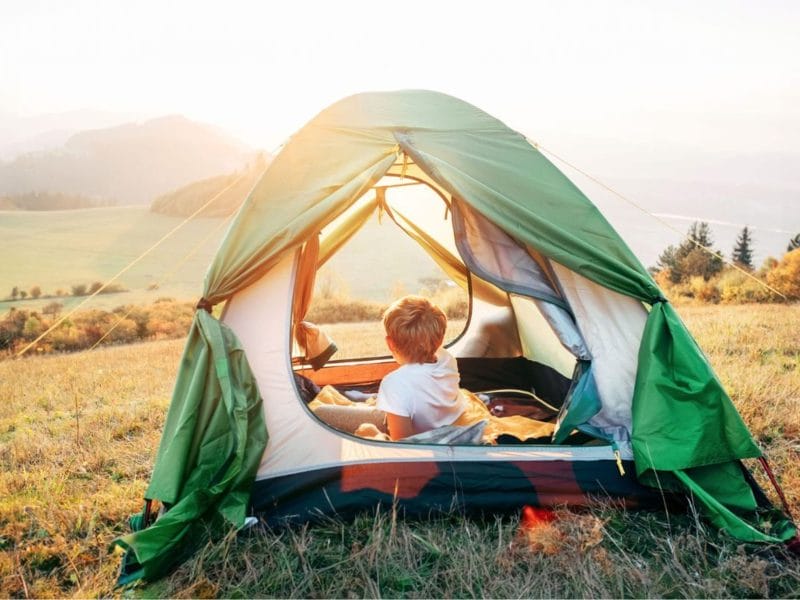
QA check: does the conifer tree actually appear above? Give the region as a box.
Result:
[657,221,723,282]
[732,226,754,270]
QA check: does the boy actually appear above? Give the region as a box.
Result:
[377,295,467,440]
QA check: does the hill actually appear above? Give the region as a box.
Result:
[150,153,271,217]
[0,108,143,160]
[0,116,255,205]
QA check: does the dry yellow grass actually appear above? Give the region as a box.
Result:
[321,318,467,361]
[0,340,181,597]
[676,304,800,517]
[0,304,797,597]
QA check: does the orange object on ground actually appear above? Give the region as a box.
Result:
[521,505,557,529]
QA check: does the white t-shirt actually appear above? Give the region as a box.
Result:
[376,348,466,436]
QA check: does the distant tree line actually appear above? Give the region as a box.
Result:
[653,223,800,303]
[0,191,114,211]
[4,281,127,302]
[0,298,195,356]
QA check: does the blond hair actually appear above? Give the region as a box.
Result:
[383,295,447,364]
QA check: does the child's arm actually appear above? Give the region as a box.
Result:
[386,413,414,440]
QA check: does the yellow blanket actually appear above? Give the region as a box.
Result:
[454,390,555,443]
[311,385,555,444]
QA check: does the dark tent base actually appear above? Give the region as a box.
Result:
[250,459,678,525]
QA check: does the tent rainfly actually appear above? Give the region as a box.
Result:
[112,90,797,584]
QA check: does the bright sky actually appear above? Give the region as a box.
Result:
[2,0,799,160]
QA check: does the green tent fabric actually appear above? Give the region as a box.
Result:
[113,310,267,582]
[114,90,793,584]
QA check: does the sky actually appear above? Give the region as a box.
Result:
[2,0,798,153]
[2,0,799,262]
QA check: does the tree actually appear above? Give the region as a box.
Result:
[656,221,723,283]
[19,290,27,300]
[30,285,42,299]
[789,233,800,253]
[72,284,87,297]
[657,244,682,283]
[10,286,18,300]
[688,221,715,247]
[43,301,63,319]
[732,226,754,270]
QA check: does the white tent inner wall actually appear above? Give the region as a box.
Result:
[221,244,634,483]
[551,263,648,438]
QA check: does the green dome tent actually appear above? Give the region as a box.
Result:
[113,90,796,584]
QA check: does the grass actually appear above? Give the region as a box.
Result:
[0,204,455,318]
[0,304,798,597]
[316,319,467,361]
[0,207,227,315]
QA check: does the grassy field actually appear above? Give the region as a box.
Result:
[0,207,228,314]
[0,304,798,597]
[0,205,448,318]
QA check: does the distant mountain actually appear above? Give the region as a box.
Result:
[0,115,255,205]
[150,153,272,218]
[0,109,143,160]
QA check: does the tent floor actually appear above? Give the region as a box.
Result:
[250,458,678,525]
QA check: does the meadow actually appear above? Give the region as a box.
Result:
[0,207,227,315]
[0,304,798,597]
[0,205,443,319]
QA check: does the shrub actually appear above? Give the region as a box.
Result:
[428,285,469,319]
[23,315,43,339]
[1,299,196,355]
[688,276,720,303]
[145,300,195,339]
[42,302,63,319]
[766,249,800,300]
[306,297,386,324]
[99,283,127,294]
[718,269,774,304]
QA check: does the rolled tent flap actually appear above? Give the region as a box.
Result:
[633,301,762,474]
[112,310,267,583]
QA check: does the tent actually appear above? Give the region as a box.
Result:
[113,90,796,583]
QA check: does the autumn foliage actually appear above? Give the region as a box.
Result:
[653,223,800,304]
[0,298,195,356]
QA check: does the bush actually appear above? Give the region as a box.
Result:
[23,315,44,339]
[1,299,196,356]
[145,300,195,339]
[428,285,469,319]
[42,302,63,319]
[718,270,773,304]
[688,276,720,303]
[766,249,800,300]
[306,297,386,324]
